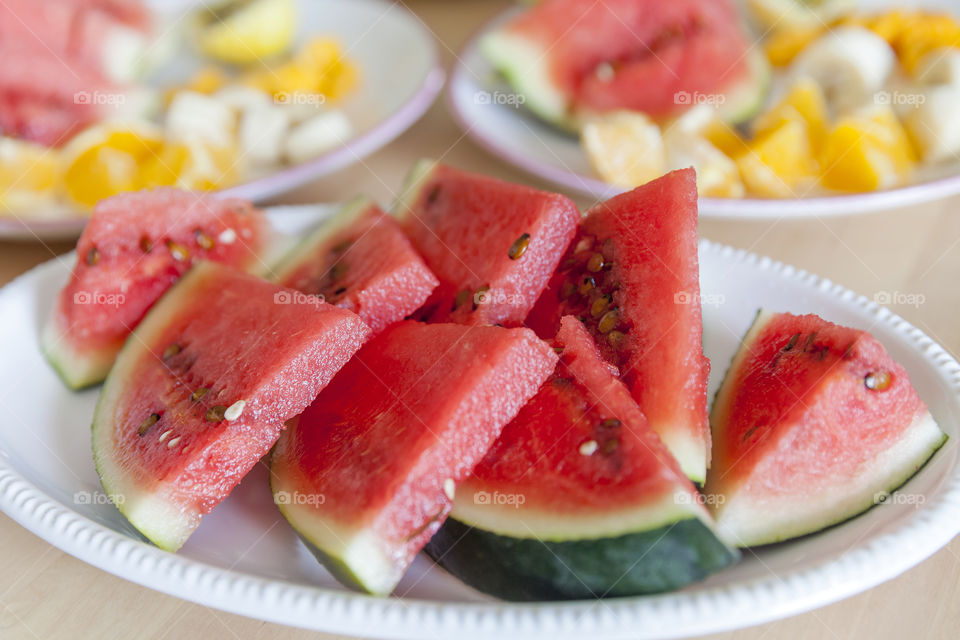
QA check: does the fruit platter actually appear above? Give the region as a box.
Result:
[0,0,442,240]
[0,159,957,638]
[449,0,960,217]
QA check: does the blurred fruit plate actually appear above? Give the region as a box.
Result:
[0,0,443,242]
[0,205,958,639]
[450,0,960,218]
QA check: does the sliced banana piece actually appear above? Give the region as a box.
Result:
[166,91,236,148]
[791,27,895,114]
[905,84,960,164]
[239,106,291,166]
[214,86,274,113]
[913,48,960,86]
[284,111,353,165]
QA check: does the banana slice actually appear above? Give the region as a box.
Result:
[284,111,352,165]
[905,84,960,164]
[166,91,236,149]
[913,48,960,85]
[791,27,895,113]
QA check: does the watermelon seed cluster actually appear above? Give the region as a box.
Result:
[558,235,628,354]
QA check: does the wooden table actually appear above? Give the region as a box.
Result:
[2,1,958,638]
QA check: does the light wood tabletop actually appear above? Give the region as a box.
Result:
[1,1,958,638]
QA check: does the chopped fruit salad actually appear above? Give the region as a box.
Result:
[0,0,358,217]
[45,163,946,599]
[482,0,960,198]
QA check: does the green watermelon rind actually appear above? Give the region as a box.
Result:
[425,510,739,601]
[707,309,949,548]
[91,267,215,552]
[480,24,772,131]
[391,158,438,222]
[268,460,402,596]
[267,196,374,285]
[41,318,118,391]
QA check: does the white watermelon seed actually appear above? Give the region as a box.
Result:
[218,228,237,244]
[158,429,173,442]
[443,478,455,500]
[167,437,182,448]
[224,400,246,421]
[579,440,598,456]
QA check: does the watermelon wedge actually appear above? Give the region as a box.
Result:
[271,197,439,334]
[705,310,947,547]
[482,0,770,129]
[426,317,737,600]
[270,321,558,595]
[93,261,370,551]
[527,169,711,482]
[42,189,270,390]
[394,160,580,326]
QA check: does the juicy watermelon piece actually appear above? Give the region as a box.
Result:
[394,160,580,326]
[270,321,558,595]
[271,198,438,334]
[482,0,770,128]
[42,189,269,390]
[705,310,947,547]
[93,261,370,551]
[527,169,711,482]
[426,317,736,600]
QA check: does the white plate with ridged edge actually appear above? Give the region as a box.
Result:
[0,206,958,639]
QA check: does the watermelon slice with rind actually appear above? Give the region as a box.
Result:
[527,168,711,483]
[270,321,558,595]
[705,310,948,547]
[92,261,370,551]
[394,160,580,326]
[271,197,438,334]
[426,317,737,600]
[42,189,271,390]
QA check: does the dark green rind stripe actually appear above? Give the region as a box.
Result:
[425,517,739,601]
[292,530,376,595]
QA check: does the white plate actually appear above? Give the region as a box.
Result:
[0,0,443,242]
[448,0,960,218]
[0,206,958,639]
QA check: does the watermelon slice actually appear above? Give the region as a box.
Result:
[270,321,558,595]
[394,160,580,326]
[42,189,270,390]
[426,317,737,600]
[93,261,370,551]
[527,169,711,482]
[705,310,947,547]
[271,198,439,334]
[482,0,770,129]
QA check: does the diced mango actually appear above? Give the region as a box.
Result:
[820,106,916,192]
[736,119,817,198]
[753,78,829,152]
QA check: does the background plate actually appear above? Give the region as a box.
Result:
[448,0,960,218]
[0,206,958,638]
[0,0,443,242]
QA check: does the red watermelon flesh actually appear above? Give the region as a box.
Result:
[461,316,699,518]
[705,311,947,547]
[527,168,710,483]
[395,160,580,327]
[270,321,558,595]
[92,261,370,551]
[43,189,268,390]
[272,199,438,335]
[488,0,751,121]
